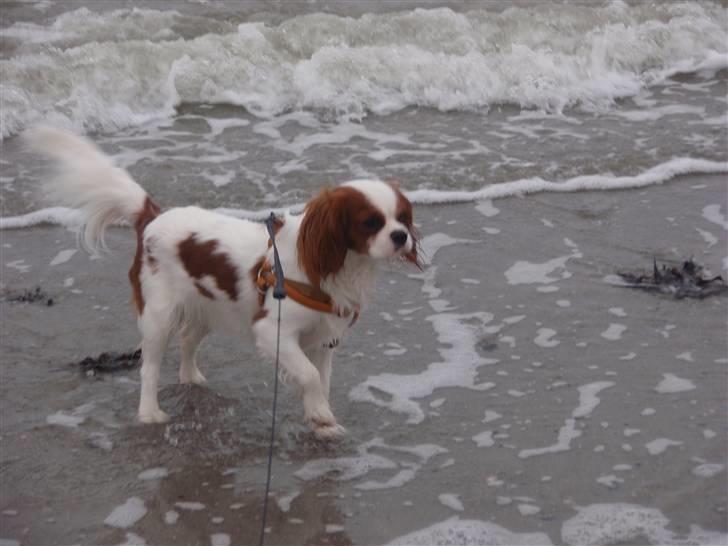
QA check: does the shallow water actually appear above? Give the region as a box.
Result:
[1,1,727,545]
[2,179,727,545]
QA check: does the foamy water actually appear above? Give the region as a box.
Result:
[1,3,726,546]
[2,157,726,229]
[2,2,726,139]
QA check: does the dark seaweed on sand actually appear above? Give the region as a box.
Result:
[1,285,54,306]
[78,349,142,375]
[618,258,727,299]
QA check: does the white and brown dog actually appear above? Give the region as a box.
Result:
[29,127,419,438]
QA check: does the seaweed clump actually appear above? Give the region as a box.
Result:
[2,286,54,306]
[619,258,727,299]
[78,349,142,376]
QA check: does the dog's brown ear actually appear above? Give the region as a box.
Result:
[298,188,349,285]
[388,181,423,270]
[404,225,423,270]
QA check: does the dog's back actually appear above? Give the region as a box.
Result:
[27,126,268,321]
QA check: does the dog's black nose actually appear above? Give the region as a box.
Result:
[390,230,408,249]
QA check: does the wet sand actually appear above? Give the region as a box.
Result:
[1,175,726,546]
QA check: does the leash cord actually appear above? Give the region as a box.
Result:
[259,212,286,546]
[258,298,281,546]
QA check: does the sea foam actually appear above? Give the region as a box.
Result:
[2,157,725,230]
[1,3,726,138]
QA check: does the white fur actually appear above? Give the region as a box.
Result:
[30,127,413,438]
[344,179,413,260]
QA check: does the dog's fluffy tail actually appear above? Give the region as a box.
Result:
[26,126,157,254]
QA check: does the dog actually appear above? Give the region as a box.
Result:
[29,127,419,438]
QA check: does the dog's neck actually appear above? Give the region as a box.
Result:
[277,214,376,314]
[320,251,377,314]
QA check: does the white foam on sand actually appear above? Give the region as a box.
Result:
[417,232,478,267]
[601,323,627,341]
[4,159,727,230]
[116,533,147,546]
[438,494,464,512]
[137,467,169,481]
[276,490,300,513]
[384,516,553,546]
[475,199,500,217]
[695,227,718,247]
[163,511,179,525]
[5,259,30,273]
[505,240,582,286]
[174,502,206,511]
[519,381,613,459]
[596,474,624,488]
[210,534,230,546]
[350,312,497,424]
[692,463,725,478]
[46,402,96,428]
[46,412,85,427]
[655,373,696,393]
[561,503,727,546]
[49,248,77,266]
[534,328,560,348]
[294,438,446,491]
[517,503,541,516]
[645,438,683,455]
[104,497,147,529]
[472,430,494,448]
[572,381,615,419]
[702,204,728,230]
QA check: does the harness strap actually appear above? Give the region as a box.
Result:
[256,259,359,326]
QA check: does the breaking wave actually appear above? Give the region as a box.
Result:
[2,157,725,230]
[1,2,726,138]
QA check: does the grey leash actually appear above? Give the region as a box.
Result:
[258,213,287,546]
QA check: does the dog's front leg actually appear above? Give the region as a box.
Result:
[255,325,344,438]
[306,345,334,402]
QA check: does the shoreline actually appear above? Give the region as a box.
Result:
[1,173,726,545]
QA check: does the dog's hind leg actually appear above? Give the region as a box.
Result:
[137,301,175,424]
[179,320,209,385]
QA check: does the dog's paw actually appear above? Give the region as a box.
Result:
[313,422,347,439]
[179,368,207,385]
[305,406,346,439]
[138,408,170,424]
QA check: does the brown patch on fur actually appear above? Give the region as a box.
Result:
[298,187,383,285]
[252,308,268,323]
[194,282,215,300]
[128,197,161,314]
[178,235,239,301]
[389,182,422,269]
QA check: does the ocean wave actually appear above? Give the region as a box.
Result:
[1,2,726,138]
[2,157,725,230]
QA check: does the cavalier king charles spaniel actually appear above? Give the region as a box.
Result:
[29,127,419,438]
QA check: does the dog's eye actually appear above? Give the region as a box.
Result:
[397,212,410,225]
[362,215,384,231]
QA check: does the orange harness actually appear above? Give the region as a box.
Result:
[255,259,359,327]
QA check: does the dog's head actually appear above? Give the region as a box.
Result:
[298,179,420,284]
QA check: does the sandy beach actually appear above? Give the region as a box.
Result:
[1,174,725,545]
[2,1,727,545]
